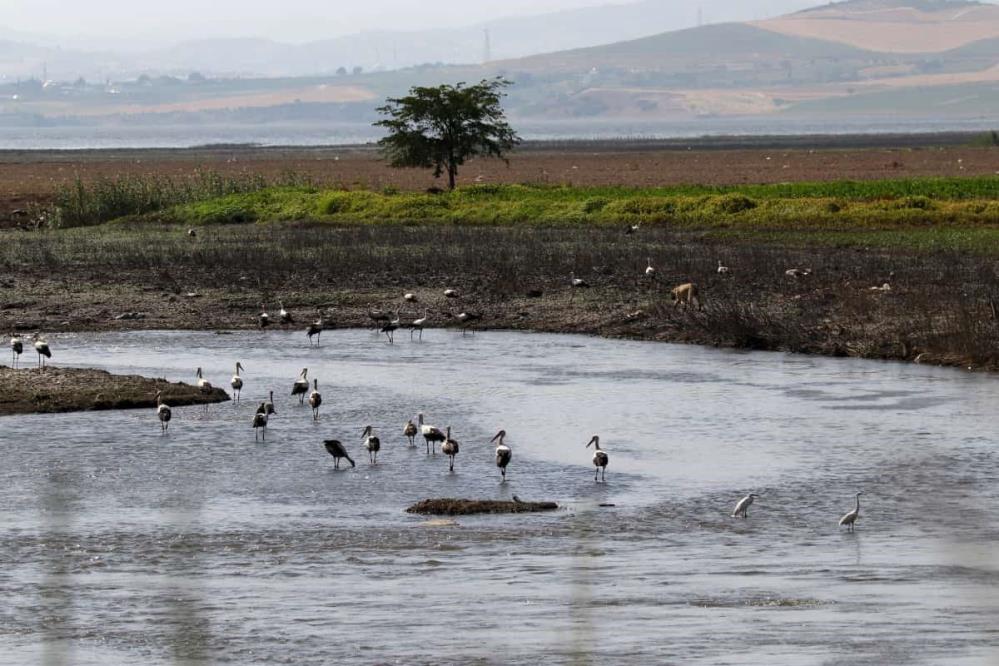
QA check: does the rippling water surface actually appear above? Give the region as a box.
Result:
[2,330,998,665]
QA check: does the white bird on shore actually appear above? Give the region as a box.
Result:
[717,260,730,275]
[586,435,609,482]
[362,425,381,464]
[404,293,418,302]
[195,367,212,413]
[444,288,459,299]
[625,224,640,235]
[411,309,429,340]
[732,493,758,519]
[418,413,446,455]
[839,492,863,532]
[785,268,811,278]
[308,378,322,420]
[33,334,51,369]
[279,301,294,324]
[645,258,656,279]
[10,333,23,368]
[155,390,171,434]
[492,430,512,481]
[230,362,244,402]
[869,283,891,293]
[252,407,268,441]
[442,426,460,472]
[569,272,589,302]
[291,368,309,404]
[259,304,270,328]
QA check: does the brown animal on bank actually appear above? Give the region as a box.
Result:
[671,282,702,309]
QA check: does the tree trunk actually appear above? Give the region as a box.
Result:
[447,162,456,190]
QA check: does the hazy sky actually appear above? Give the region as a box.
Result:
[0,0,634,45]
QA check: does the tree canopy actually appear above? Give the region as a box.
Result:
[374,78,520,190]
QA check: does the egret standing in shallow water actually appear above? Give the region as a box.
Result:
[324,439,355,469]
[34,334,51,368]
[291,368,309,404]
[308,379,322,420]
[492,430,512,481]
[362,425,381,464]
[586,435,609,482]
[155,391,171,434]
[10,333,22,368]
[403,419,417,446]
[839,492,863,532]
[732,493,758,519]
[418,413,445,455]
[252,407,268,441]
[442,426,460,472]
[230,362,244,402]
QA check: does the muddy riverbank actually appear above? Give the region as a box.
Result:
[0,366,229,416]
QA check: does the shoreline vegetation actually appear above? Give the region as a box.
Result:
[0,366,229,416]
[2,139,999,415]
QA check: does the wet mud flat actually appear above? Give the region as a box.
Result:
[0,366,229,415]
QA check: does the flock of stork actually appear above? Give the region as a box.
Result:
[9,282,865,530]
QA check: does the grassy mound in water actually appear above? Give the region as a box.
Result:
[49,175,999,233]
[406,498,559,515]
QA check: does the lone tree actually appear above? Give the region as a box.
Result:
[374,77,520,190]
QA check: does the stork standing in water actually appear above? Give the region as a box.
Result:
[381,314,400,344]
[368,310,390,330]
[362,425,381,464]
[308,379,322,420]
[155,391,171,434]
[291,368,309,404]
[442,426,460,472]
[279,301,294,325]
[252,406,268,441]
[839,492,863,532]
[10,333,23,368]
[418,413,446,454]
[33,334,51,368]
[455,311,481,336]
[195,367,212,413]
[411,309,429,341]
[732,493,758,519]
[492,430,512,481]
[307,314,323,347]
[586,435,609,482]
[262,390,276,416]
[324,439,355,469]
[230,362,244,402]
[259,304,270,328]
[403,419,417,446]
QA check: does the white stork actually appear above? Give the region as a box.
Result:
[230,362,244,402]
[444,288,459,299]
[279,301,294,324]
[569,272,589,302]
[839,492,863,532]
[362,425,381,464]
[308,378,322,420]
[291,368,309,404]
[586,435,609,482]
[10,333,23,368]
[492,430,512,481]
[33,334,51,368]
[195,367,212,413]
[404,293,418,302]
[411,309,429,340]
[381,314,400,344]
[307,314,323,347]
[455,311,481,336]
[442,426,460,472]
[259,304,270,328]
[155,390,171,434]
[418,413,446,455]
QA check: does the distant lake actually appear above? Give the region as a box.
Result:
[0,116,994,150]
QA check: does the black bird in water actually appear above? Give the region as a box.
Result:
[324,439,355,469]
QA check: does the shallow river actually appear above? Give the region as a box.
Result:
[1,330,998,665]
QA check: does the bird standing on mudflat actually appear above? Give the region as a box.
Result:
[195,367,212,413]
[279,301,294,325]
[492,430,512,481]
[586,435,609,482]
